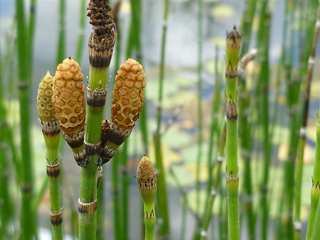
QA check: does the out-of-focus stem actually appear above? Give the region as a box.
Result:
[295,6,320,240]
[201,123,226,239]
[154,0,171,238]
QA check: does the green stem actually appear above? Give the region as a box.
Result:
[201,123,226,239]
[306,105,320,239]
[196,0,203,217]
[75,0,86,63]
[96,169,104,240]
[206,46,221,198]
[225,27,241,240]
[79,66,109,240]
[121,141,129,240]
[154,0,171,238]
[56,0,66,66]
[311,191,320,240]
[112,153,122,240]
[144,202,156,240]
[46,144,63,240]
[257,7,271,240]
[15,0,36,238]
[295,6,320,239]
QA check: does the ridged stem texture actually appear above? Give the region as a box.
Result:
[295,4,320,239]
[225,27,242,240]
[239,2,257,237]
[201,123,226,239]
[237,49,258,240]
[306,104,320,239]
[56,0,66,65]
[256,3,271,239]
[196,0,203,220]
[154,0,171,238]
[15,0,36,238]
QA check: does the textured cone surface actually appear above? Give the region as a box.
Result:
[136,156,157,191]
[87,0,117,67]
[37,71,56,122]
[111,58,146,131]
[52,58,86,134]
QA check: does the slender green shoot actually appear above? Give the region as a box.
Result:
[225,26,242,240]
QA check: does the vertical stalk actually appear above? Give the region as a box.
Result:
[154,0,171,238]
[75,0,86,63]
[201,123,226,239]
[112,10,122,238]
[237,49,258,240]
[15,0,36,238]
[79,2,117,239]
[295,5,320,239]
[121,140,129,240]
[225,27,242,240]
[96,171,104,240]
[306,103,320,239]
[238,2,257,239]
[196,0,203,217]
[256,3,271,239]
[240,0,257,55]
[112,153,122,240]
[56,0,66,65]
[206,46,221,198]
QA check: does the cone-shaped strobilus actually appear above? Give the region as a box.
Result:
[137,156,157,240]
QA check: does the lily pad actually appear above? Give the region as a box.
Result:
[148,143,182,167]
[162,91,195,109]
[211,5,235,18]
[119,1,131,14]
[184,162,209,182]
[146,80,181,102]
[162,128,193,148]
[186,189,208,214]
[209,38,226,49]
[181,142,210,163]
[171,74,195,88]
[166,165,195,187]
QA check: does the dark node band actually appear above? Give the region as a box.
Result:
[225,73,238,78]
[85,141,101,156]
[87,88,107,107]
[78,199,97,214]
[50,213,62,226]
[21,184,32,192]
[42,128,61,137]
[46,164,60,178]
[17,81,29,89]
[89,55,112,68]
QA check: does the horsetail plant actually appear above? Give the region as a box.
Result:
[137,156,157,240]
[51,29,145,240]
[225,26,242,240]
[37,72,63,240]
